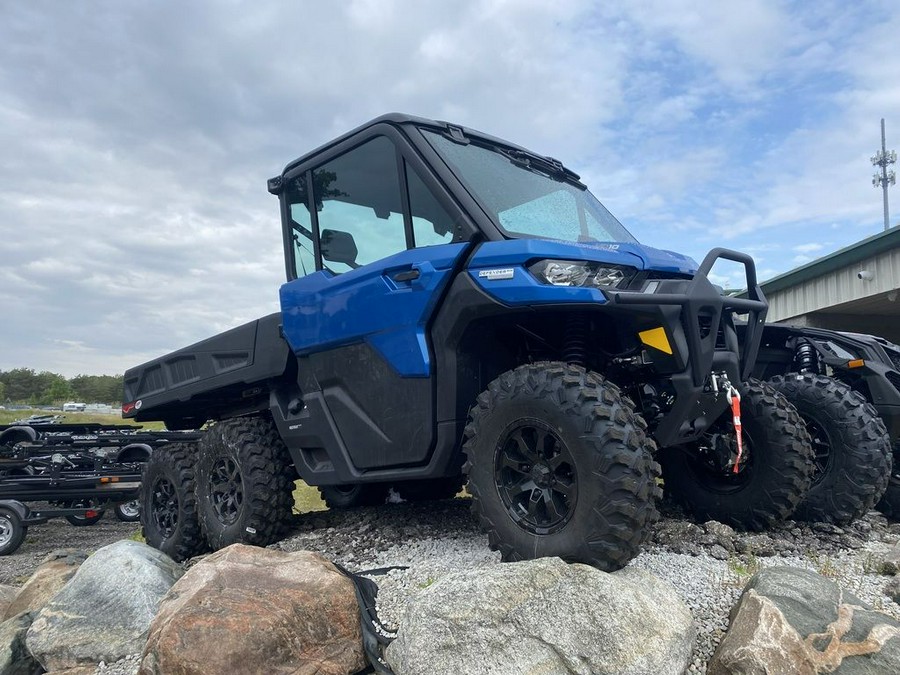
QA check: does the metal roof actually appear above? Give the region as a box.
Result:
[759,225,900,294]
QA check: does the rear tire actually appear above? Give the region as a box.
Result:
[660,379,814,530]
[0,506,26,556]
[140,443,207,562]
[318,483,390,509]
[195,415,296,550]
[464,362,661,572]
[769,374,892,524]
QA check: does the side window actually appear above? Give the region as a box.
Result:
[286,175,315,278]
[313,136,407,273]
[407,163,456,247]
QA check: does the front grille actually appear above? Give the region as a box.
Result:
[884,347,900,373]
[887,371,900,393]
[697,315,727,349]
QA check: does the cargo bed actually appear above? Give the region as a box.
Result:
[122,312,289,428]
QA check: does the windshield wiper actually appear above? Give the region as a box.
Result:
[500,149,586,189]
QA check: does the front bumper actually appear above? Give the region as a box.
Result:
[606,248,768,448]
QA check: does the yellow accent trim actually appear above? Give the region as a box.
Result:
[638,327,673,355]
[847,359,865,369]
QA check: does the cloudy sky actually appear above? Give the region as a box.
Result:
[1,0,898,377]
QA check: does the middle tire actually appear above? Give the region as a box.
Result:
[464,361,661,572]
[318,483,390,509]
[195,415,296,550]
[660,379,814,530]
[394,476,466,502]
[769,373,892,524]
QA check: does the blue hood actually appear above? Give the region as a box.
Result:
[469,239,698,276]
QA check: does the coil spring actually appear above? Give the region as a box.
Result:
[563,314,588,367]
[794,341,819,374]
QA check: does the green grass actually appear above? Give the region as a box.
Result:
[0,408,166,430]
[727,553,761,579]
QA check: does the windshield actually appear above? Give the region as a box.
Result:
[421,129,638,244]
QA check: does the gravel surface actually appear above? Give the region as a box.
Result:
[5,497,900,674]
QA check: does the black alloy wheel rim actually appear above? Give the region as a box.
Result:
[803,416,833,487]
[494,418,578,535]
[688,426,756,493]
[210,457,243,524]
[151,477,179,538]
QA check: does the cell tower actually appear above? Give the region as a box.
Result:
[871,118,897,231]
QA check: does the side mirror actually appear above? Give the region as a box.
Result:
[320,229,359,267]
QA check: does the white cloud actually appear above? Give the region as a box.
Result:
[1,0,899,376]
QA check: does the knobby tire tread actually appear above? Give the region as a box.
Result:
[197,414,296,550]
[141,442,207,562]
[769,374,892,524]
[661,379,814,531]
[463,362,661,572]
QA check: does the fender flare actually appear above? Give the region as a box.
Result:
[0,426,37,447]
[115,443,152,464]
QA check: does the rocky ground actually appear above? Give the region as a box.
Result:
[6,497,900,674]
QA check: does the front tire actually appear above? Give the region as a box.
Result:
[660,379,814,530]
[140,443,207,562]
[195,415,296,550]
[769,374,892,524]
[464,362,661,572]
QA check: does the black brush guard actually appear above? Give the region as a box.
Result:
[606,248,768,448]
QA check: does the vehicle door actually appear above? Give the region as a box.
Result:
[279,128,473,469]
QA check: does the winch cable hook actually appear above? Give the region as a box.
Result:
[725,385,743,474]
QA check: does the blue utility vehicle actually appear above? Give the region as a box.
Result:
[124,115,812,568]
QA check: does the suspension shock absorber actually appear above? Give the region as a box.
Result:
[563,313,588,367]
[793,340,820,374]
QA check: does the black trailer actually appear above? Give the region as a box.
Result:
[0,423,201,554]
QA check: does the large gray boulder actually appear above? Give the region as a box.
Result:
[709,566,900,674]
[2,550,87,621]
[139,544,366,675]
[25,540,182,671]
[385,557,695,675]
[0,586,17,620]
[0,611,41,675]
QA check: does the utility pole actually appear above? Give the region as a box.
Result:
[871,118,897,231]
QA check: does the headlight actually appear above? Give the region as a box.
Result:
[528,260,636,289]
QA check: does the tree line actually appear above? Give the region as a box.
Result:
[0,369,124,406]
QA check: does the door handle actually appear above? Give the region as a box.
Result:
[392,269,420,282]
